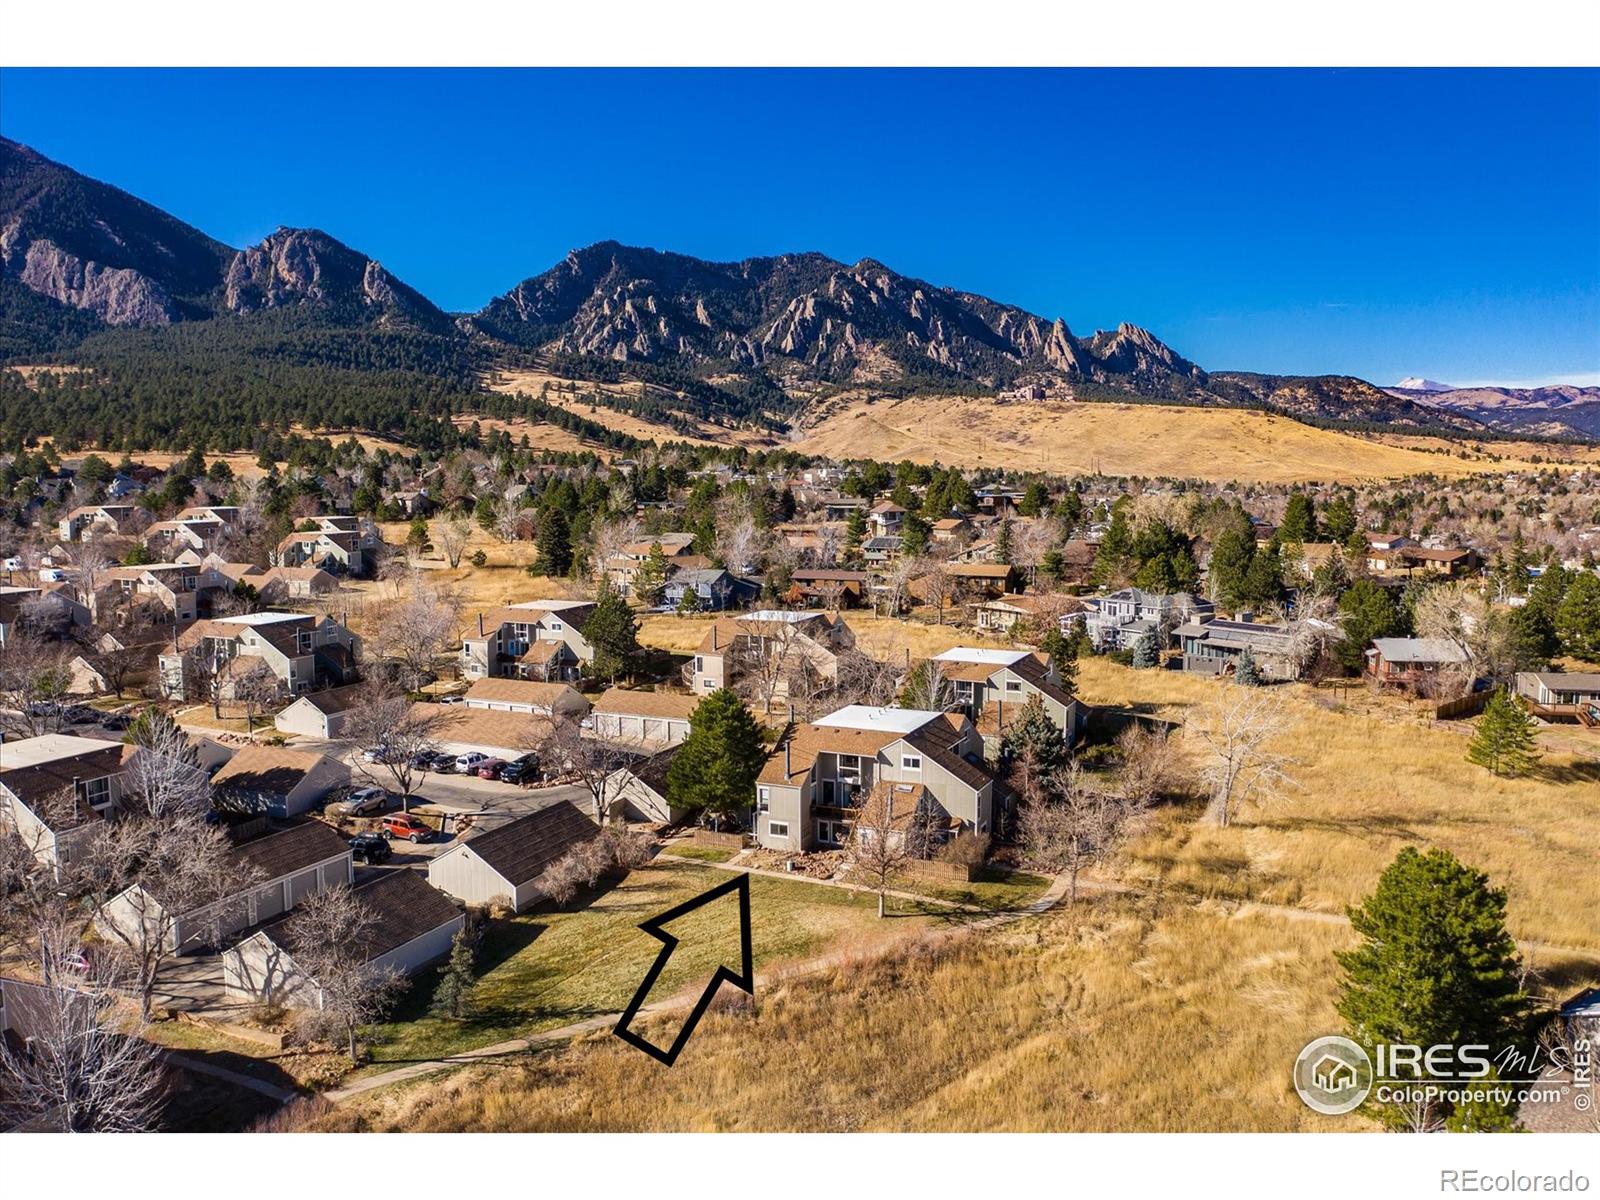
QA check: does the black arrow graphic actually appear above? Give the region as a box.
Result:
[613,872,753,1066]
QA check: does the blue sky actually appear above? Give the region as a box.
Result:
[2,68,1597,387]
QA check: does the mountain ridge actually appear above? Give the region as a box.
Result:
[2,136,1591,443]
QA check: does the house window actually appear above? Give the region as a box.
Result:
[693,656,703,673]
[757,786,770,812]
[901,755,922,771]
[548,621,564,632]
[1005,680,1022,692]
[76,776,111,811]
[767,821,789,838]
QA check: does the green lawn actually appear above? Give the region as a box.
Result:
[359,859,928,1071]
[911,869,1054,913]
[659,843,737,864]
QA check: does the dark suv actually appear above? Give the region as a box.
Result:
[348,832,393,864]
[498,754,541,786]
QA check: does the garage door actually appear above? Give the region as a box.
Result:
[254,881,287,923]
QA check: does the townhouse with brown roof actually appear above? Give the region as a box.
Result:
[460,599,595,681]
[0,734,141,867]
[688,610,855,701]
[462,677,591,719]
[755,705,996,853]
[143,517,225,558]
[930,647,1079,753]
[603,532,699,596]
[158,611,361,700]
[590,687,699,748]
[96,563,203,622]
[272,515,381,576]
[58,504,136,542]
[785,569,870,609]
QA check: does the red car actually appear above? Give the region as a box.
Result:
[475,758,507,780]
[380,813,432,843]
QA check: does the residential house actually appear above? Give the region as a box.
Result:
[867,502,907,539]
[943,562,1016,606]
[462,677,591,719]
[0,585,89,645]
[604,533,697,596]
[1174,614,1300,680]
[0,734,140,867]
[754,705,995,853]
[861,535,901,567]
[460,600,595,681]
[953,539,998,564]
[786,569,870,609]
[975,484,1025,515]
[662,567,758,612]
[142,517,224,559]
[58,504,136,542]
[930,515,973,545]
[590,688,699,748]
[1515,672,1600,724]
[1366,638,1471,689]
[930,647,1078,754]
[222,869,464,1009]
[273,515,380,576]
[97,563,202,622]
[210,746,351,817]
[274,684,365,740]
[971,592,1053,635]
[601,744,684,824]
[159,611,361,700]
[689,610,855,699]
[99,820,353,955]
[1084,588,1214,651]
[244,566,340,601]
[414,703,555,761]
[821,496,867,522]
[426,801,599,912]
[1362,532,1418,572]
[1391,546,1481,579]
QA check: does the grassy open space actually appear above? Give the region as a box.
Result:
[638,610,1008,660]
[359,858,942,1071]
[907,869,1053,912]
[1073,657,1600,953]
[298,892,1600,1133]
[659,843,737,864]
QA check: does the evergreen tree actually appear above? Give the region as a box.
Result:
[1554,571,1600,659]
[1241,541,1285,609]
[1233,645,1260,686]
[533,507,573,576]
[582,581,639,683]
[995,517,1014,565]
[1337,579,1405,672]
[1466,690,1541,777]
[1018,480,1050,518]
[430,922,479,1018]
[1208,520,1256,609]
[1336,847,1530,1132]
[999,695,1069,778]
[1132,629,1161,669]
[1091,501,1134,587]
[632,541,670,607]
[1280,491,1318,543]
[1322,494,1357,542]
[666,688,768,829]
[675,584,702,615]
[900,513,931,558]
[406,516,432,554]
[843,507,867,564]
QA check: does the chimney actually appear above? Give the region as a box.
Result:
[72,775,81,823]
[712,625,719,651]
[997,697,1003,734]
[478,612,485,637]
[783,736,791,779]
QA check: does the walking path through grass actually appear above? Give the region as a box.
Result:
[326,866,1073,1103]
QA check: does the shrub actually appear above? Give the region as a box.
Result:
[940,830,990,866]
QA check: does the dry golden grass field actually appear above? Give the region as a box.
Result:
[788,395,1599,482]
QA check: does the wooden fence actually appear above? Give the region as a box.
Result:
[1434,691,1491,721]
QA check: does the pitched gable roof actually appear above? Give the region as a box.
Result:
[457,801,599,887]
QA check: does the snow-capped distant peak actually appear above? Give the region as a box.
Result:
[1394,377,1454,392]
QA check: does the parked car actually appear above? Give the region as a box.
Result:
[381,813,431,843]
[361,745,391,764]
[498,754,541,786]
[425,750,456,773]
[348,832,392,864]
[438,694,465,706]
[344,787,390,816]
[454,751,489,773]
[475,757,507,780]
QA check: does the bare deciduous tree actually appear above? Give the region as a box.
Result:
[437,515,473,570]
[85,759,245,1018]
[0,924,168,1133]
[0,630,74,737]
[233,658,280,739]
[847,781,913,919]
[283,886,405,1064]
[899,657,954,712]
[1189,689,1297,827]
[344,684,443,807]
[546,721,635,825]
[1114,723,1184,806]
[1018,762,1144,903]
[918,557,954,625]
[369,574,460,691]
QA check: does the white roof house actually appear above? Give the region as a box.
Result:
[932,647,1031,667]
[814,706,951,735]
